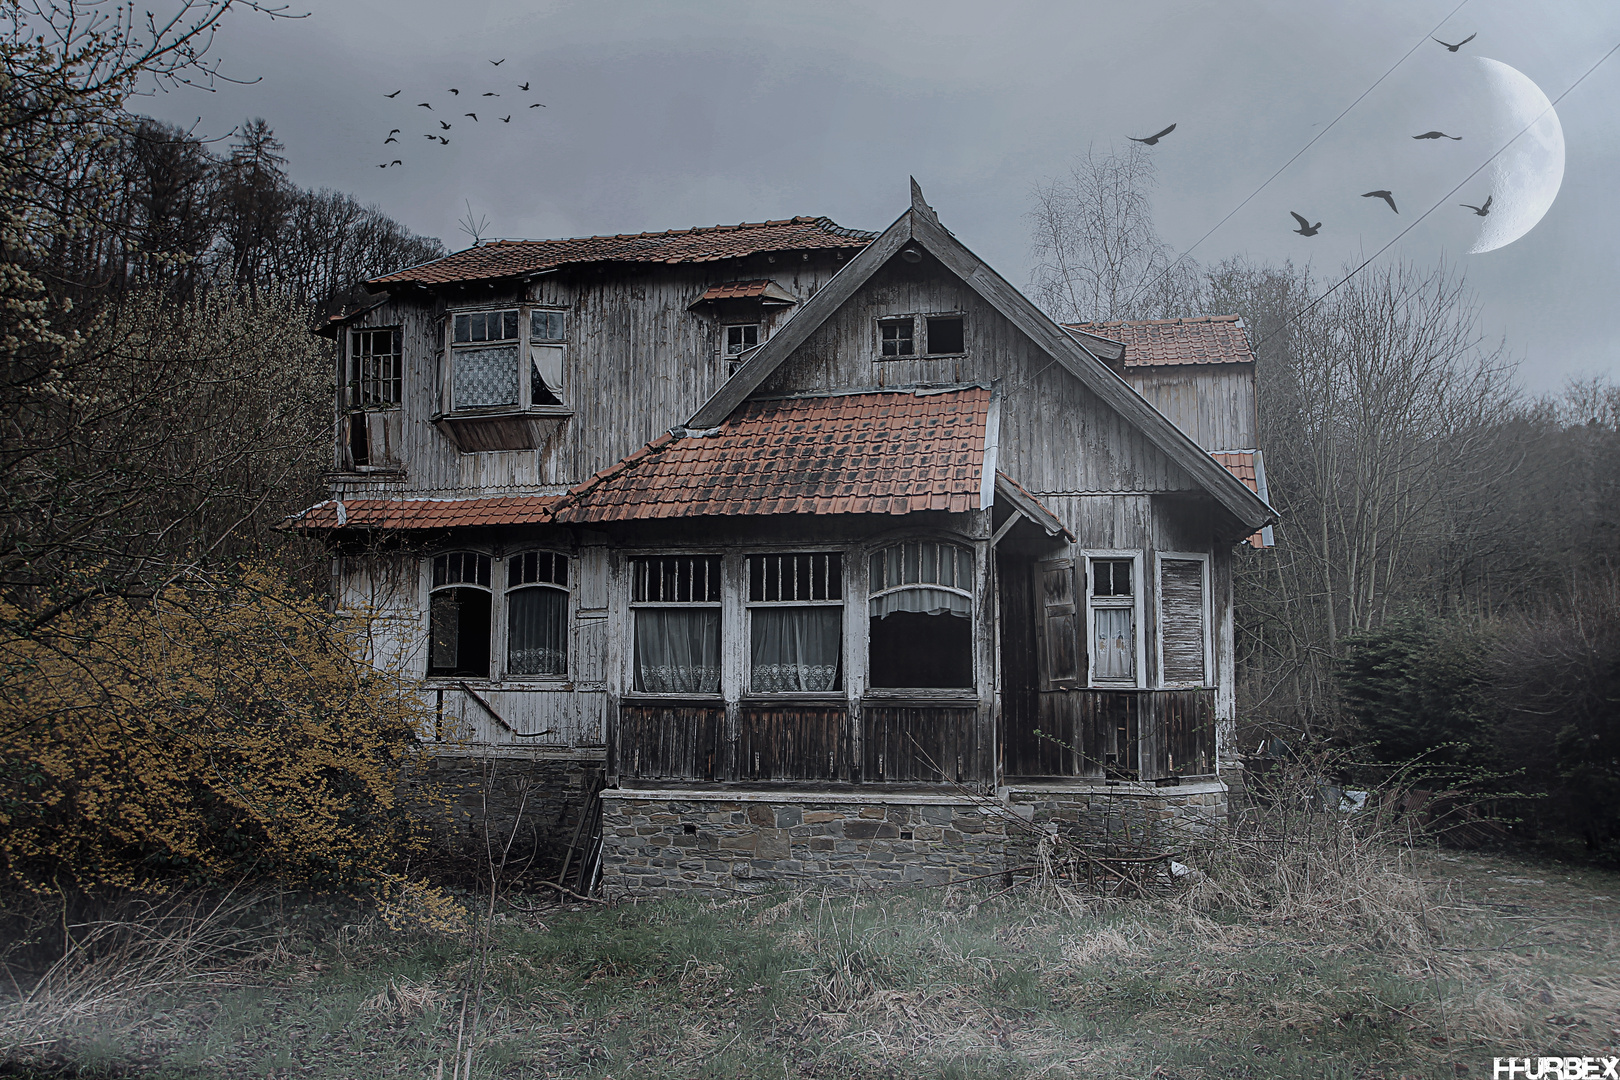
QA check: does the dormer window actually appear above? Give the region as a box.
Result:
[444,306,568,414]
[725,323,759,358]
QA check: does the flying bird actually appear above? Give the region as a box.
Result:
[388,160,401,167]
[1290,211,1322,237]
[1433,32,1476,52]
[439,120,452,130]
[529,102,546,108]
[437,136,449,144]
[464,112,478,121]
[1361,190,1398,213]
[1129,123,1176,145]
[384,90,401,98]
[490,58,505,65]
[422,133,437,139]
[1413,130,1462,140]
[500,115,511,123]
[1460,195,1493,216]
[519,82,530,91]
[417,102,432,109]
[384,135,398,144]
[482,91,499,96]
[448,88,460,95]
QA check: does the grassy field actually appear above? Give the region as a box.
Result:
[2,846,1617,1079]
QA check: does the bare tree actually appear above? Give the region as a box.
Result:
[1027,143,1198,323]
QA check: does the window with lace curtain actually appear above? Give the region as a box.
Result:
[506,550,569,677]
[747,552,843,694]
[630,554,721,694]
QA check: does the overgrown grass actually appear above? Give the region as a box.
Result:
[2,846,1617,1078]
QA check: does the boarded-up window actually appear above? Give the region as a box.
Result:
[1158,556,1208,686]
[1034,559,1079,690]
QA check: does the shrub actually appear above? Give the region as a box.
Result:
[0,565,432,894]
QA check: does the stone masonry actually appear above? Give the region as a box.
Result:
[599,780,1228,897]
[600,792,1009,897]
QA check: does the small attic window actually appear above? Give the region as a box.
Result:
[725,323,759,357]
[926,316,965,356]
[879,318,914,357]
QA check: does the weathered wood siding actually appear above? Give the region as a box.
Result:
[757,258,1200,495]
[861,705,983,783]
[1124,366,1256,452]
[332,256,851,502]
[738,705,849,781]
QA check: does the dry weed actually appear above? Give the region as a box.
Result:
[360,976,449,1019]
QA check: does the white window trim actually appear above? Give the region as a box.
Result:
[743,550,845,699]
[624,551,726,700]
[499,549,573,685]
[423,549,573,686]
[1082,549,1146,690]
[1154,551,1213,690]
[443,304,569,414]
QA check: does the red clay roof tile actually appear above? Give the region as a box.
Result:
[371,217,874,287]
[1065,314,1256,367]
[284,494,560,532]
[549,387,992,525]
[1211,451,1268,548]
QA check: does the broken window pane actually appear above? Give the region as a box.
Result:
[530,309,566,341]
[925,316,964,355]
[868,540,973,688]
[725,323,759,356]
[428,586,491,677]
[879,318,914,357]
[349,327,402,406]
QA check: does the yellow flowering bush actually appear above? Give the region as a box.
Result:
[0,566,433,895]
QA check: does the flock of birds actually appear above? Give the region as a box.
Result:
[1129,32,1493,239]
[374,58,545,168]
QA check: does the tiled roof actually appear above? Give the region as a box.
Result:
[1211,452,1268,548]
[285,495,560,532]
[1064,315,1255,367]
[371,217,875,287]
[697,280,773,301]
[549,386,992,524]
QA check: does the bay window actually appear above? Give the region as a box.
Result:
[445,306,567,412]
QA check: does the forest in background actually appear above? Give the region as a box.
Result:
[1031,146,1620,858]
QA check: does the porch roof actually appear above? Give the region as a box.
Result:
[283,494,560,532]
[548,385,993,524]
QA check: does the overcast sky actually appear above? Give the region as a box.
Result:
[145,0,1620,393]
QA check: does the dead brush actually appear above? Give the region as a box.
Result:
[0,889,284,1053]
[360,975,449,1019]
[1180,752,1451,951]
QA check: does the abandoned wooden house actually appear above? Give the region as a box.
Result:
[294,181,1276,895]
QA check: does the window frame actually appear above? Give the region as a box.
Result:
[865,537,977,693]
[743,550,845,699]
[1082,550,1146,689]
[1154,551,1213,689]
[442,304,570,415]
[873,312,968,360]
[625,552,725,700]
[426,550,495,681]
[502,548,572,682]
[347,326,403,409]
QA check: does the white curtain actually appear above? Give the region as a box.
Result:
[869,587,971,620]
[507,586,566,675]
[1093,607,1135,681]
[750,608,841,692]
[634,608,721,693]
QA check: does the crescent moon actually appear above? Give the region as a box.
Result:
[1470,57,1565,254]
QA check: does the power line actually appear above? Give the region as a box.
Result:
[1122,0,1471,312]
[1251,37,1620,353]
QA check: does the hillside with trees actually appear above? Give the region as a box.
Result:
[1030,145,1620,859]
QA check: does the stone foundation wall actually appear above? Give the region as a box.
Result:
[600,793,1010,897]
[1004,780,1228,851]
[404,749,606,880]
